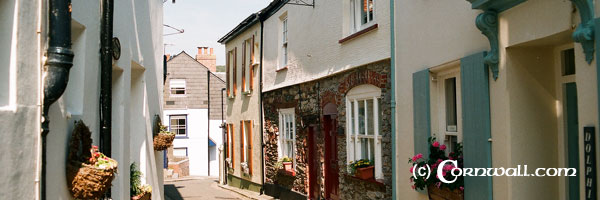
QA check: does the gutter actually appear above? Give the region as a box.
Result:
[41,0,74,199]
[389,0,397,199]
[208,71,211,176]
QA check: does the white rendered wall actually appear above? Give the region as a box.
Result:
[44,0,165,199]
[164,109,211,176]
[261,0,390,92]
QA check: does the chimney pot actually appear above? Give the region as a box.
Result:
[197,47,202,55]
[210,48,214,55]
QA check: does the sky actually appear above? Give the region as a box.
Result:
[163,0,272,66]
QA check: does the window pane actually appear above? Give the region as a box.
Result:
[445,78,457,132]
[367,99,374,135]
[369,138,374,161]
[562,48,575,76]
[350,101,355,134]
[368,0,373,22]
[361,0,368,24]
[358,100,365,135]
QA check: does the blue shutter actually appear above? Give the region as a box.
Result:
[413,69,431,157]
[460,52,493,200]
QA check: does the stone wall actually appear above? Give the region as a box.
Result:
[263,60,392,199]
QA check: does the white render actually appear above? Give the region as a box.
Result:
[261,0,391,92]
[0,0,165,199]
[163,109,222,177]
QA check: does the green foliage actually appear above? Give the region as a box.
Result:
[348,159,373,174]
[130,163,143,197]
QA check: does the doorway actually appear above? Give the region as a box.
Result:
[323,103,339,199]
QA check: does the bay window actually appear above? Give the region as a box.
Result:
[346,84,382,180]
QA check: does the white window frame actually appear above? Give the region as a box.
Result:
[279,15,288,69]
[169,115,187,137]
[350,0,376,33]
[345,84,382,180]
[278,108,296,168]
[169,79,186,96]
[431,66,463,154]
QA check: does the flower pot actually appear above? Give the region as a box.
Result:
[153,132,175,151]
[427,185,464,200]
[355,166,374,180]
[283,162,293,172]
[132,192,151,200]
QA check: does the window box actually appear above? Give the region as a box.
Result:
[282,162,293,172]
[355,165,374,180]
[427,185,464,200]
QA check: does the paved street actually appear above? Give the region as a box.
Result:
[164,177,248,200]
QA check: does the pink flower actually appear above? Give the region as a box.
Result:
[440,144,446,150]
[432,141,440,148]
[443,164,454,172]
[412,153,423,161]
[411,185,416,190]
[435,182,441,188]
[460,186,464,191]
[409,166,414,173]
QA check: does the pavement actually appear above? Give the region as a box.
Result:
[164,176,251,200]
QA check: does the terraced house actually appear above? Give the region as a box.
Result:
[218,10,264,193]
[259,0,393,199]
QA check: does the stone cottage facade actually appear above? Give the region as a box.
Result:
[263,60,393,199]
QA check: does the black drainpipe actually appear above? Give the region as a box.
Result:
[221,88,227,184]
[207,71,211,176]
[258,14,265,194]
[41,0,74,199]
[99,0,114,157]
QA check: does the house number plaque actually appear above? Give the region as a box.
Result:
[584,126,597,200]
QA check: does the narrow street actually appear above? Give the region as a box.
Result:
[164,177,248,200]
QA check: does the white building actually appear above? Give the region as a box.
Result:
[0,0,165,199]
[163,51,226,177]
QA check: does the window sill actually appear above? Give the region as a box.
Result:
[252,63,260,68]
[175,136,189,139]
[338,23,378,44]
[276,66,288,72]
[242,90,252,96]
[228,95,235,100]
[344,174,385,188]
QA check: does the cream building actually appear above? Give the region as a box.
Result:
[394,0,600,199]
[0,0,165,199]
[218,12,264,193]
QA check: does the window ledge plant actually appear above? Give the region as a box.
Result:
[131,162,152,200]
[409,137,464,200]
[348,159,374,180]
[274,157,294,176]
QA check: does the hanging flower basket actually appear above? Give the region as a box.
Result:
[153,124,175,151]
[132,192,151,200]
[66,121,118,199]
[427,185,464,200]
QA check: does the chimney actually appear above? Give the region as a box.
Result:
[166,54,171,61]
[196,46,216,72]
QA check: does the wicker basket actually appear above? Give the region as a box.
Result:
[132,192,151,200]
[153,132,175,151]
[66,121,117,199]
